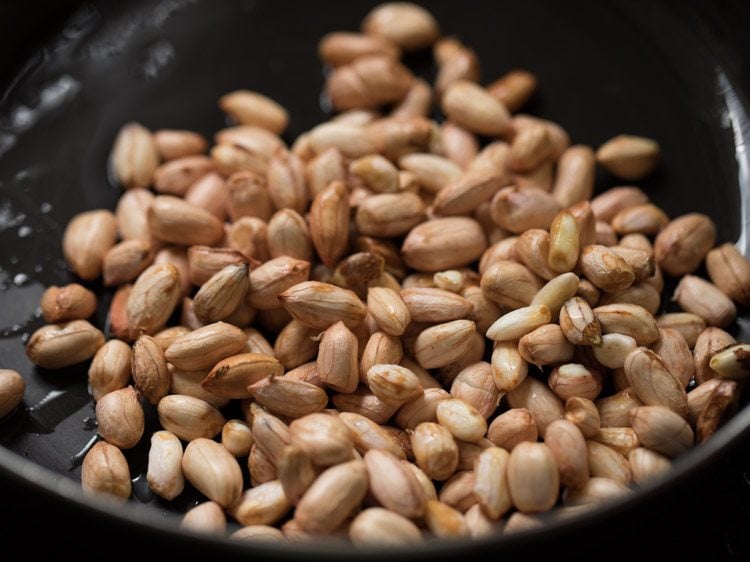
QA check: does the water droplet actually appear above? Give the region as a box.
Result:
[0,133,16,157]
[319,89,332,113]
[138,40,175,79]
[33,264,43,273]
[131,473,154,503]
[69,434,100,470]
[13,273,28,286]
[17,225,32,238]
[8,75,81,134]
[40,202,52,213]
[9,256,17,265]
[0,201,26,233]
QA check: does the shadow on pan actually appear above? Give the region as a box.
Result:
[0,0,750,559]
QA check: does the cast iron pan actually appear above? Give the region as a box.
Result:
[1,0,750,559]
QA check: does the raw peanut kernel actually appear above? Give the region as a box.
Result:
[629,447,671,484]
[709,344,750,379]
[102,239,154,287]
[629,406,694,458]
[182,502,226,535]
[414,319,477,369]
[531,273,580,319]
[411,422,459,481]
[611,203,668,236]
[367,364,423,405]
[590,186,649,222]
[153,155,214,196]
[594,303,659,345]
[480,260,541,310]
[435,398,487,443]
[434,38,480,96]
[544,419,589,489]
[327,56,413,111]
[147,431,184,500]
[279,281,367,330]
[508,123,552,173]
[548,364,603,402]
[491,342,528,393]
[317,321,359,393]
[158,395,226,441]
[193,262,250,324]
[399,153,462,193]
[148,196,224,247]
[449,362,498,419]
[165,322,247,371]
[442,81,512,137]
[362,2,440,51]
[364,449,424,518]
[111,122,159,189]
[705,243,750,305]
[654,213,716,277]
[318,32,401,67]
[392,78,433,119]
[96,386,144,449]
[623,347,688,418]
[294,460,368,533]
[350,508,423,546]
[518,324,574,366]
[490,186,561,234]
[565,397,601,438]
[559,297,601,345]
[402,217,487,272]
[433,170,506,217]
[153,129,207,160]
[552,146,595,208]
[0,370,25,419]
[548,211,580,273]
[486,305,551,342]
[219,90,288,134]
[182,438,243,507]
[673,275,736,328]
[203,353,284,399]
[26,320,105,370]
[487,69,537,112]
[367,288,411,336]
[62,210,118,281]
[578,245,635,293]
[82,442,131,501]
[40,284,97,323]
[349,154,399,193]
[356,192,425,238]
[596,134,661,180]
[694,327,736,383]
[506,377,563,437]
[401,288,473,323]
[506,442,559,513]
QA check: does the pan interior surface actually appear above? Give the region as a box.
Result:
[0,0,749,557]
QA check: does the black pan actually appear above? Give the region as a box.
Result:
[1,0,750,559]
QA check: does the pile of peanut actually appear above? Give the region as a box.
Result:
[2,1,749,546]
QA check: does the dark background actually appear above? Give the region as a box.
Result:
[1,0,750,559]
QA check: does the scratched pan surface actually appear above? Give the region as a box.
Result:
[0,0,750,559]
